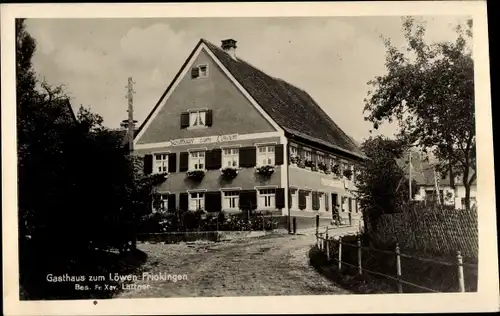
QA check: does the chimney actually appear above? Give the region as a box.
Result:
[221,39,237,60]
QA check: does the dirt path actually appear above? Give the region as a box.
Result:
[116,231,353,298]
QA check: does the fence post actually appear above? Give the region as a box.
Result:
[349,213,352,226]
[325,227,330,261]
[396,243,403,293]
[338,236,342,270]
[315,214,319,236]
[457,251,465,292]
[293,217,297,235]
[262,214,265,232]
[357,235,362,275]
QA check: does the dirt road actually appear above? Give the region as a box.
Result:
[117,229,354,298]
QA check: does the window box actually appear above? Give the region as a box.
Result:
[255,165,275,177]
[186,170,206,182]
[331,164,341,178]
[310,163,318,172]
[304,159,314,168]
[220,166,239,180]
[289,155,302,166]
[343,168,353,180]
[318,162,328,173]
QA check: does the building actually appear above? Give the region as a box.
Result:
[132,38,366,223]
[400,152,477,208]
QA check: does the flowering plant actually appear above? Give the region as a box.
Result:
[304,159,314,168]
[343,169,353,180]
[318,162,328,173]
[254,165,275,177]
[289,155,302,165]
[220,166,239,180]
[331,164,341,177]
[186,170,206,181]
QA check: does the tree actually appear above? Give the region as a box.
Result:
[363,17,475,209]
[355,136,418,232]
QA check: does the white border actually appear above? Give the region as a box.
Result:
[1,1,498,315]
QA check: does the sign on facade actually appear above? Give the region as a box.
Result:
[170,134,239,147]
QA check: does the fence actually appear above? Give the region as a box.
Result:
[315,227,478,293]
[370,206,478,260]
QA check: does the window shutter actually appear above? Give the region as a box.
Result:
[298,190,306,210]
[312,152,318,164]
[179,193,188,211]
[348,197,352,212]
[205,191,221,212]
[325,194,329,211]
[312,192,320,210]
[275,144,284,165]
[144,154,153,174]
[239,146,256,168]
[180,112,190,128]
[239,190,257,210]
[179,152,189,172]
[205,110,213,127]
[205,150,214,170]
[212,148,222,169]
[191,67,199,79]
[168,153,177,173]
[275,188,285,209]
[167,194,176,211]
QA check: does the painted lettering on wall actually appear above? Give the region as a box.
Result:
[169,134,239,147]
[320,178,344,188]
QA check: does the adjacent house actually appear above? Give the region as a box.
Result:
[133,38,366,223]
[400,153,477,208]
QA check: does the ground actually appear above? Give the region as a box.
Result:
[116,227,356,298]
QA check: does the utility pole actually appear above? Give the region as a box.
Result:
[126,77,135,153]
[433,166,441,205]
[408,151,412,201]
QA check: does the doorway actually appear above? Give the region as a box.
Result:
[331,193,338,219]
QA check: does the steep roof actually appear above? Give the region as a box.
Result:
[135,39,365,161]
[201,39,365,161]
[397,154,477,187]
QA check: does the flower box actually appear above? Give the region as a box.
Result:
[186,170,206,181]
[254,165,275,177]
[220,166,239,180]
[318,162,328,173]
[289,155,302,166]
[343,169,353,180]
[331,164,341,177]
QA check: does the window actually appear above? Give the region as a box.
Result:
[189,192,205,210]
[154,153,168,173]
[305,191,312,210]
[317,153,324,164]
[223,191,239,209]
[257,145,275,166]
[198,64,208,77]
[223,148,239,167]
[152,194,168,213]
[258,188,276,209]
[318,193,325,211]
[290,189,298,209]
[189,151,205,170]
[189,110,207,127]
[304,149,312,161]
[290,145,298,157]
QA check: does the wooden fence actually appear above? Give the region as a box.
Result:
[316,227,477,293]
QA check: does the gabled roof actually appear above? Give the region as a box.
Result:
[397,155,477,187]
[136,38,365,161]
[201,39,365,161]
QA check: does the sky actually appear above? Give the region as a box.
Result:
[26,16,469,143]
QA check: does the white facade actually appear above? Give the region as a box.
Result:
[414,184,477,209]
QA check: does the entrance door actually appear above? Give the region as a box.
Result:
[331,193,338,219]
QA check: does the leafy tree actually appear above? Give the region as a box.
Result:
[355,136,418,232]
[363,17,475,209]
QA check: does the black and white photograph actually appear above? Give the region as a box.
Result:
[2,1,498,315]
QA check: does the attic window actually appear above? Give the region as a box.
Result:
[191,64,209,79]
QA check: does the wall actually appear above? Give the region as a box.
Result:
[288,165,360,221]
[136,47,276,145]
[415,185,478,209]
